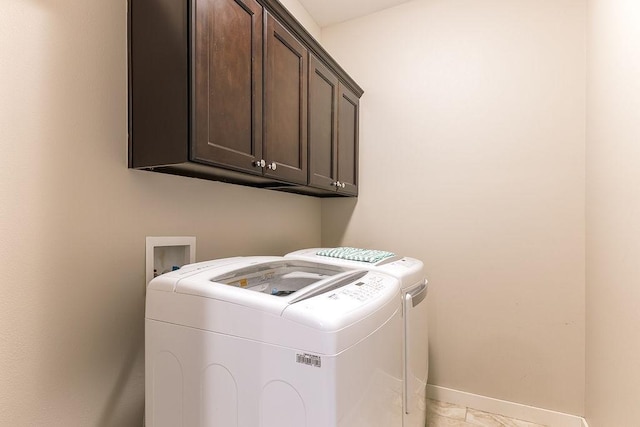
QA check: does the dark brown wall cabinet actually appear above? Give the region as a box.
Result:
[128,0,363,197]
[193,0,263,176]
[308,54,359,196]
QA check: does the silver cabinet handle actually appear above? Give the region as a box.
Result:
[253,159,265,168]
[267,162,277,170]
[333,181,341,187]
[341,182,346,188]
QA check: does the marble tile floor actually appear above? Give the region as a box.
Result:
[426,399,548,427]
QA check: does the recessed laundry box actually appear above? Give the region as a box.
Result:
[145,257,405,427]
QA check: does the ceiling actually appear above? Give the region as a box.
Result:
[297,0,413,27]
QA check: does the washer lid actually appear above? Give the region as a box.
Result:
[174,259,372,315]
[209,259,353,297]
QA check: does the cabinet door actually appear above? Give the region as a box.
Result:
[264,13,308,184]
[193,0,263,175]
[308,54,339,192]
[337,84,359,195]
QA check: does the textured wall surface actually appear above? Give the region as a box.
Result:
[586,0,640,425]
[0,1,321,425]
[321,0,586,415]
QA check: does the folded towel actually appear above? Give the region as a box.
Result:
[316,247,395,263]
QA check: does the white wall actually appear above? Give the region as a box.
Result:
[279,0,321,39]
[5,0,616,422]
[0,1,321,425]
[321,0,586,415]
[585,0,640,425]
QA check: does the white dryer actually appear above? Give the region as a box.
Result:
[145,257,404,427]
[285,248,429,427]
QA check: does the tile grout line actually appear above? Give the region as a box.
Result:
[428,386,583,427]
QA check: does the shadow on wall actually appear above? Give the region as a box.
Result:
[8,0,318,425]
[321,198,358,247]
[97,331,145,427]
[17,0,145,425]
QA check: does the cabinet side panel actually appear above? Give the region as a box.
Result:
[337,85,359,195]
[129,0,189,167]
[209,0,254,154]
[264,14,308,184]
[268,35,302,166]
[310,74,334,178]
[193,0,263,173]
[308,54,338,191]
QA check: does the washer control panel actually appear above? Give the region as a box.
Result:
[282,271,400,331]
[334,275,386,302]
[281,271,400,331]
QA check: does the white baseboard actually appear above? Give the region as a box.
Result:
[427,385,586,427]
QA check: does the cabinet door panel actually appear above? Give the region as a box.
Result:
[264,13,308,184]
[337,84,359,195]
[193,0,263,174]
[308,54,338,191]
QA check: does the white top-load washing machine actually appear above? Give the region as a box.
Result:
[145,257,405,427]
[285,248,429,427]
